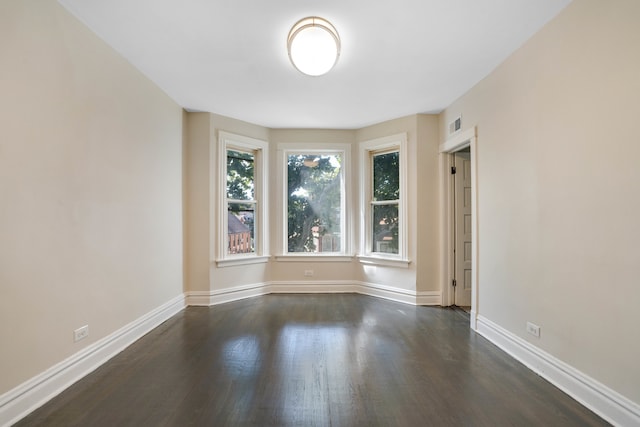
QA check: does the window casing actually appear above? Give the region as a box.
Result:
[217,132,269,267]
[359,133,409,267]
[278,143,351,259]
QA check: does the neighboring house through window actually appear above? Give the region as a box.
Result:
[227,211,252,254]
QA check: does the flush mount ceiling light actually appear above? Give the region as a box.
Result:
[287,16,340,77]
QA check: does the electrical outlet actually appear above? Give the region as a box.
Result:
[526,322,540,338]
[74,325,89,342]
[304,269,314,277]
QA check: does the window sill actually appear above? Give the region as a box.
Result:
[216,255,270,268]
[274,254,354,263]
[357,255,411,268]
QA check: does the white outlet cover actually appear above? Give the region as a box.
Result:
[526,322,540,338]
[74,325,89,342]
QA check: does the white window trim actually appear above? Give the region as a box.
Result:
[274,254,354,263]
[277,142,352,258]
[216,131,269,267]
[359,133,409,266]
[217,255,270,268]
[357,254,410,268]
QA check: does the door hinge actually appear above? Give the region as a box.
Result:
[452,279,457,287]
[451,166,457,174]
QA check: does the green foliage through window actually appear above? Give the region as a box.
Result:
[227,150,254,200]
[371,150,399,254]
[287,154,342,253]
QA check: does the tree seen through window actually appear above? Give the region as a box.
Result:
[287,154,342,253]
[372,151,399,254]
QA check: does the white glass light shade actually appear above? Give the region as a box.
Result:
[287,17,340,76]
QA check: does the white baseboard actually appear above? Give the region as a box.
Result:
[185,282,269,306]
[359,281,419,305]
[0,294,185,427]
[269,280,359,294]
[476,315,640,427]
[357,282,440,306]
[416,291,442,306]
[198,281,441,306]
[184,290,214,306]
[269,281,441,306]
[470,310,478,330]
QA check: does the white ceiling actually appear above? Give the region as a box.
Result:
[58,0,571,129]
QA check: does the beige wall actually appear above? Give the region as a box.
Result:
[0,1,184,394]
[184,113,212,292]
[184,113,271,292]
[356,115,441,292]
[440,0,640,402]
[416,115,441,292]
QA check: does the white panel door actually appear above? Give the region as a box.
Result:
[454,151,472,307]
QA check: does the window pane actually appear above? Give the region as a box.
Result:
[227,150,254,200]
[373,151,399,201]
[287,154,342,253]
[228,202,255,254]
[372,204,399,254]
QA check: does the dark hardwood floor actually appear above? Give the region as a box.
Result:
[16,294,608,426]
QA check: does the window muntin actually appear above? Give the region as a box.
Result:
[286,152,344,254]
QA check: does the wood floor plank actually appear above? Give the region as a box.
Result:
[16,294,609,426]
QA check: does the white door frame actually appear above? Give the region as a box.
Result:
[439,127,479,330]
